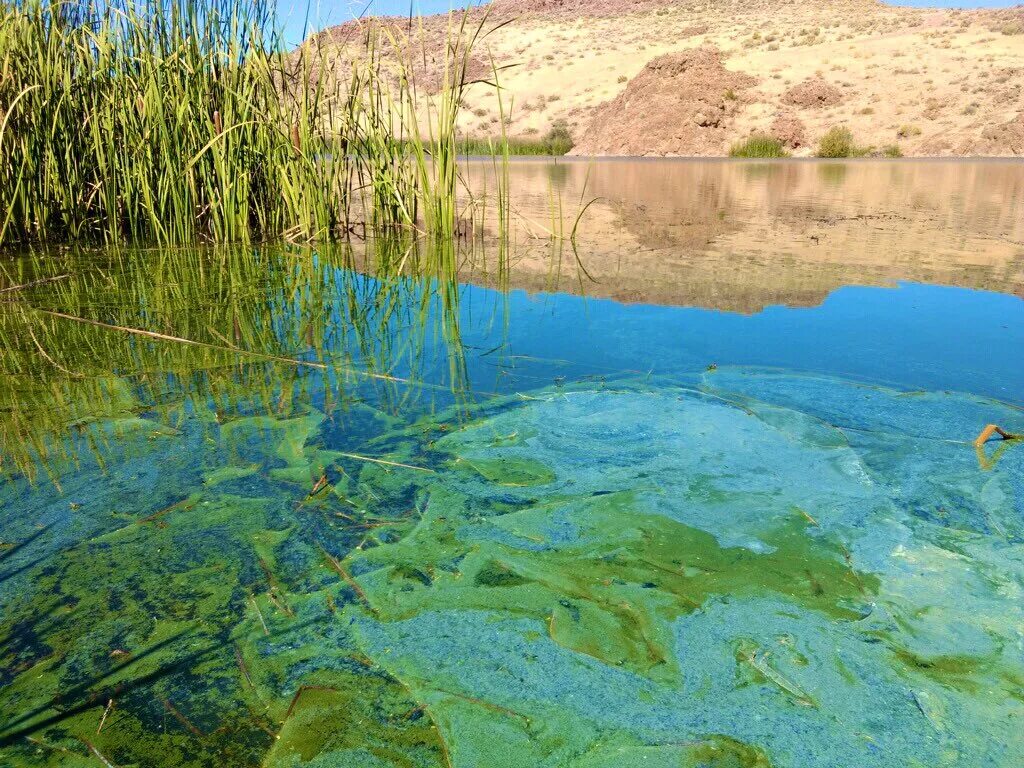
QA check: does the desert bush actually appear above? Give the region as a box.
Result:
[729,134,790,158]
[816,127,868,158]
[545,118,574,154]
[882,144,903,157]
[897,124,922,138]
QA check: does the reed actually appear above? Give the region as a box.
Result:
[0,0,503,247]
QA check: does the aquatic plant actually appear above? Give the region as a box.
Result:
[729,134,790,158]
[0,0,506,247]
[453,136,571,156]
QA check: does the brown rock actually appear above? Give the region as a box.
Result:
[570,47,757,156]
[976,112,1024,155]
[782,78,843,109]
[770,113,807,148]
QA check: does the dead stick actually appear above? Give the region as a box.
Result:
[250,595,270,635]
[32,309,404,382]
[974,424,1021,447]
[161,697,204,738]
[80,739,118,768]
[335,452,435,473]
[97,698,114,733]
[0,274,70,294]
[317,542,378,616]
[28,325,82,377]
[234,645,254,688]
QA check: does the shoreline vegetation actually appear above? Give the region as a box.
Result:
[0,0,514,248]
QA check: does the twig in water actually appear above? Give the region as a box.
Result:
[0,274,70,294]
[317,542,378,616]
[335,452,435,473]
[974,424,1021,447]
[97,698,114,733]
[250,595,270,635]
[80,738,118,767]
[235,645,254,688]
[32,309,407,384]
[282,685,342,722]
[161,697,204,737]
[28,325,82,377]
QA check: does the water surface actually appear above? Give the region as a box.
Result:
[1,160,1022,767]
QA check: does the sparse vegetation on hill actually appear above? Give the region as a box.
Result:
[455,118,574,155]
[305,0,1024,157]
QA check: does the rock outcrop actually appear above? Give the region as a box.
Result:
[782,78,843,109]
[571,47,757,156]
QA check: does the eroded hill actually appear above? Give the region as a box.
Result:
[302,0,1024,156]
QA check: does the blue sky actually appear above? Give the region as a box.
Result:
[278,0,1020,46]
[278,0,477,44]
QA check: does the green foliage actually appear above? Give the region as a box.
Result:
[544,118,574,154]
[456,118,573,156]
[455,137,569,156]
[816,126,869,158]
[729,134,790,158]
[0,0,501,247]
[882,144,903,158]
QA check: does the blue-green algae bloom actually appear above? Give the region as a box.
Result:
[1,370,1022,767]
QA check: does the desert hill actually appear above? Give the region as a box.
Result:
[303,0,1024,156]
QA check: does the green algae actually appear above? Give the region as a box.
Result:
[204,462,261,486]
[523,735,773,768]
[4,372,1024,768]
[264,669,447,768]
[0,494,280,766]
[456,455,557,487]
[686,736,774,768]
[220,411,326,486]
[345,486,877,684]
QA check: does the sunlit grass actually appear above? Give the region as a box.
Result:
[729,134,790,158]
[0,0,508,247]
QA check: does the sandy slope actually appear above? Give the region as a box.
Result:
[306,0,1024,156]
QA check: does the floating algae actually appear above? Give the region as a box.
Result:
[1,371,1022,767]
[340,377,1024,767]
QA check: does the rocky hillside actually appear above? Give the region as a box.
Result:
[303,0,1024,156]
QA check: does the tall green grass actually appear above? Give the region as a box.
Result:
[729,134,790,159]
[0,0,503,246]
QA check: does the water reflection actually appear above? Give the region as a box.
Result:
[463,159,1024,311]
[0,241,494,483]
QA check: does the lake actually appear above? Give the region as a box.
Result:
[1,159,1022,767]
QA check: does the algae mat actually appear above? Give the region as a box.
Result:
[1,370,1022,767]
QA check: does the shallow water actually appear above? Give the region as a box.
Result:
[1,160,1023,767]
